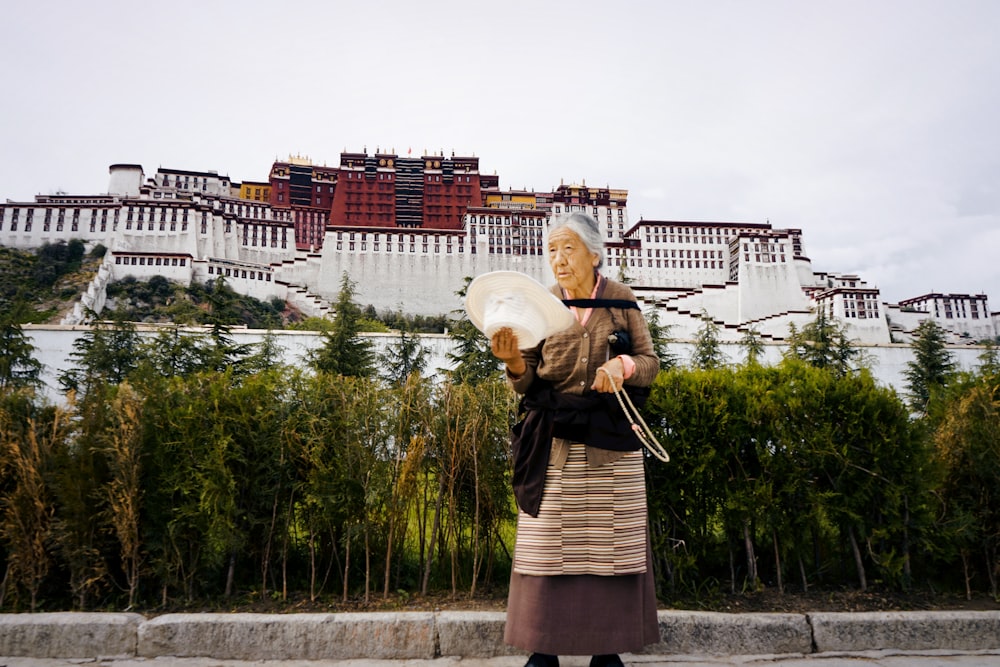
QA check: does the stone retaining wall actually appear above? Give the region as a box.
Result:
[0,610,998,660]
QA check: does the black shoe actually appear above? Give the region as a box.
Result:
[590,655,624,667]
[526,654,559,667]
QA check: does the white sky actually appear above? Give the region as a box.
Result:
[2,0,998,305]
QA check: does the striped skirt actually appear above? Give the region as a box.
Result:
[505,441,659,655]
[513,441,648,576]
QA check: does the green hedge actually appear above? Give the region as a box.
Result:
[1,359,998,610]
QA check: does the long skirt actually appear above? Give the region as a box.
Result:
[504,443,660,656]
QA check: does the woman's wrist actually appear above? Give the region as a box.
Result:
[617,354,635,379]
[506,361,526,377]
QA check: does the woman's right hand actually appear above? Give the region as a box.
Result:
[490,327,526,376]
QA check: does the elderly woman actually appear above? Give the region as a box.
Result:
[490,212,660,667]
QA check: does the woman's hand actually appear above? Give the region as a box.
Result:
[592,356,625,393]
[490,327,526,376]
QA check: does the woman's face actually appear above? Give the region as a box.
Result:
[548,226,599,298]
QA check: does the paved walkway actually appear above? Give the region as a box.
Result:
[3,652,1000,666]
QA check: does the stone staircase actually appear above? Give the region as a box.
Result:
[644,283,811,342]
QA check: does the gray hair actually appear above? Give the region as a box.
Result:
[548,212,605,268]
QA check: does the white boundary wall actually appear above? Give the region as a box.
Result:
[23,325,991,407]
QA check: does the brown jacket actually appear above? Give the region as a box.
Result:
[509,276,658,466]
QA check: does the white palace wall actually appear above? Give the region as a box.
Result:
[107,165,144,197]
[312,233,551,315]
[885,303,998,344]
[738,261,812,323]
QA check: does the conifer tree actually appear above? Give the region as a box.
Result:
[58,308,139,395]
[740,327,765,366]
[198,322,256,376]
[309,272,374,377]
[645,306,677,371]
[904,318,955,413]
[136,325,208,379]
[243,330,287,374]
[379,329,429,385]
[0,302,43,391]
[976,342,999,378]
[784,309,862,377]
[691,313,726,369]
[445,277,501,385]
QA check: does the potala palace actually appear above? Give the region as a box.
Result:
[1,151,996,346]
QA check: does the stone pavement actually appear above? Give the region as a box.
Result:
[3,653,1000,666]
[1,611,999,666]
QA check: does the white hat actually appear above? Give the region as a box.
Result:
[465,271,575,349]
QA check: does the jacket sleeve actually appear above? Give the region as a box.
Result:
[508,341,542,394]
[621,289,659,388]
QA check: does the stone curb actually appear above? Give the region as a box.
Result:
[0,612,143,658]
[0,610,998,660]
[649,611,812,656]
[138,612,438,660]
[808,610,1000,653]
[436,611,517,658]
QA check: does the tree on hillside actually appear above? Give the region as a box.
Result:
[309,273,374,377]
[374,306,448,334]
[32,239,85,288]
[904,319,955,414]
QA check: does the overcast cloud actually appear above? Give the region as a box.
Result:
[1,0,997,304]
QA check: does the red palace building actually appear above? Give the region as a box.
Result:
[268,150,496,250]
